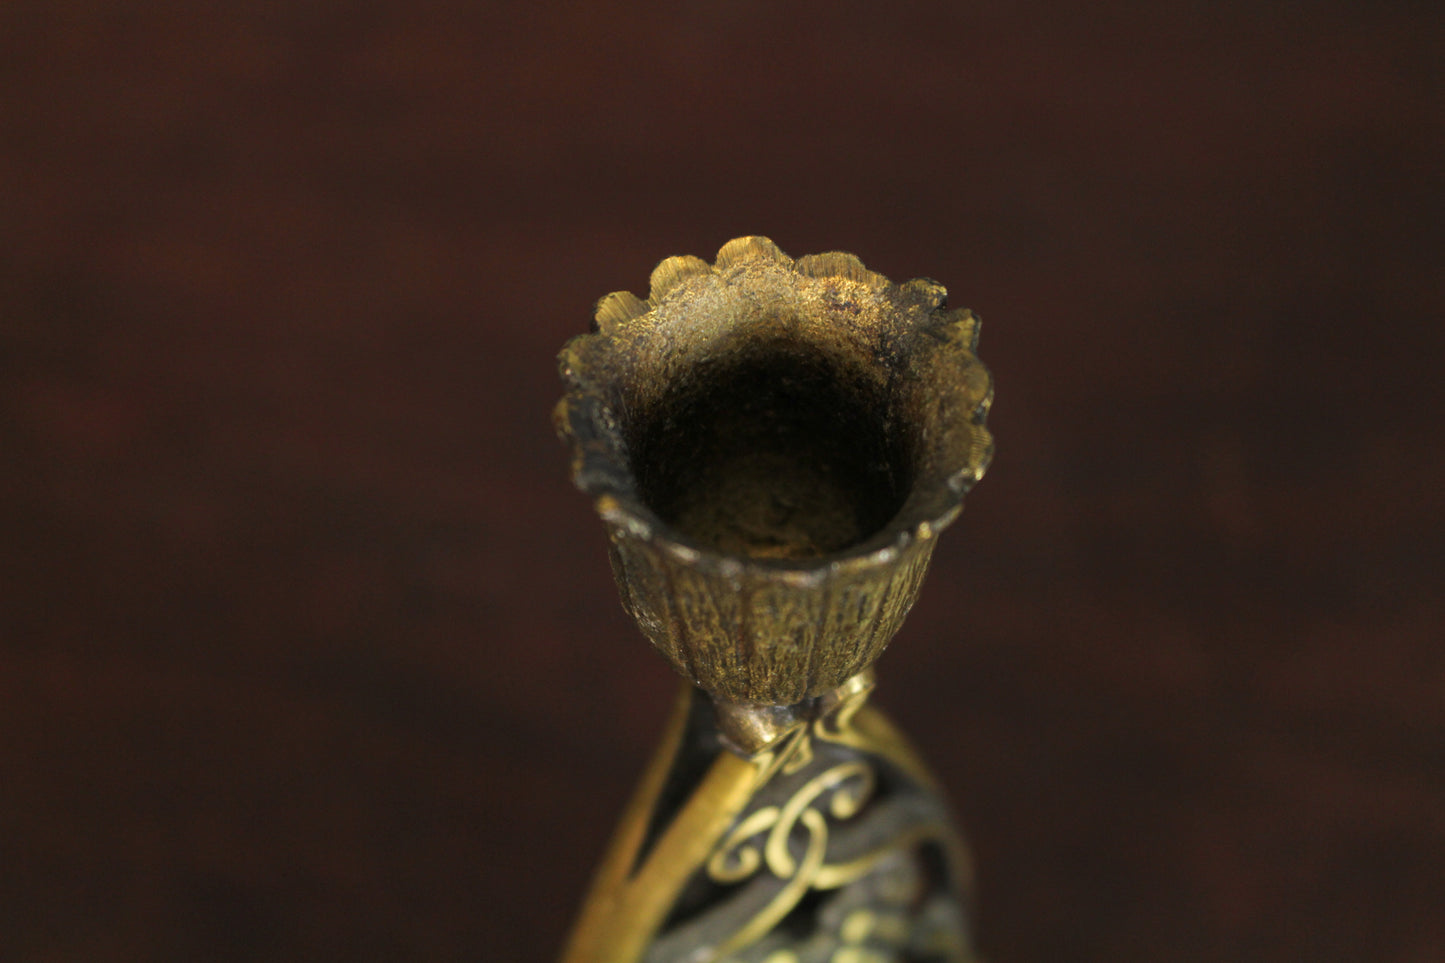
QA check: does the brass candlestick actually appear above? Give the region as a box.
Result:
[555,237,993,963]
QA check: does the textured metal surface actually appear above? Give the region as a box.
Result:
[556,240,991,960]
[556,238,992,706]
[560,679,977,963]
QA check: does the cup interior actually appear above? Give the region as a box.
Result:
[628,341,913,560]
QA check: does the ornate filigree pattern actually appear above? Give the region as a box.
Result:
[556,240,991,963]
[634,679,975,963]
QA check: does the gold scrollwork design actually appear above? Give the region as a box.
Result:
[765,761,874,878]
[707,761,873,886]
[693,677,962,962]
[704,761,876,960]
[709,807,782,884]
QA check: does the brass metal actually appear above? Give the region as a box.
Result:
[556,237,992,962]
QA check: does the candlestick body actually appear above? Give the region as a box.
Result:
[556,237,992,962]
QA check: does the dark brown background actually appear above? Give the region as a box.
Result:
[2,1,1441,960]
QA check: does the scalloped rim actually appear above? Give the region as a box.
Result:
[556,236,993,585]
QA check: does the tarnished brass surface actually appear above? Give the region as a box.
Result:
[559,677,979,963]
[556,237,993,706]
[556,238,992,962]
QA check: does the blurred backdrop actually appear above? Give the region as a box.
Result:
[2,1,1441,960]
